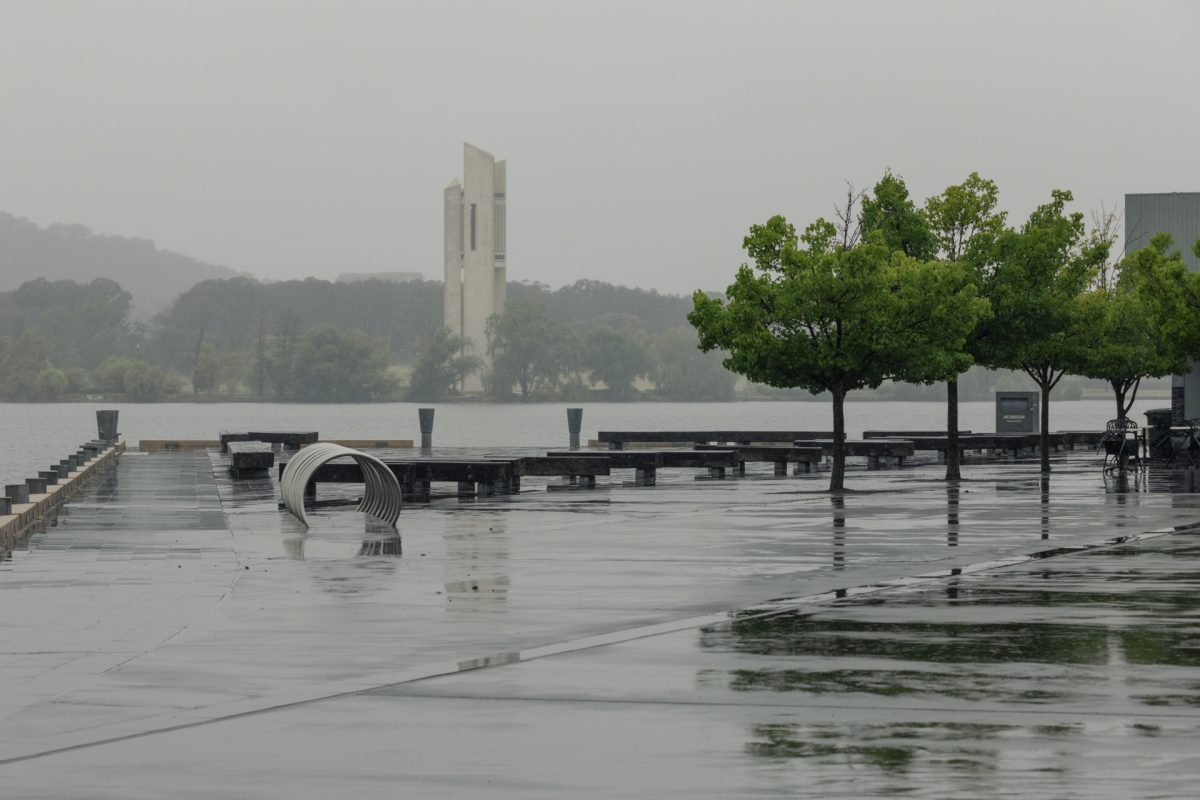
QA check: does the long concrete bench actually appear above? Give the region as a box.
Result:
[281,455,610,498]
[547,449,740,484]
[794,439,916,469]
[221,431,318,452]
[694,443,825,475]
[861,431,1088,459]
[597,431,833,449]
[228,441,275,479]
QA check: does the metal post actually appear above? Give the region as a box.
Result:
[567,408,583,451]
[418,408,435,453]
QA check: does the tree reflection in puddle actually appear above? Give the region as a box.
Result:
[744,721,1007,774]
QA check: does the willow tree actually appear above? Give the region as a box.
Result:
[1077,233,1200,420]
[689,215,987,492]
[976,190,1108,472]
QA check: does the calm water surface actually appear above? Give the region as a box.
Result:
[0,398,1163,487]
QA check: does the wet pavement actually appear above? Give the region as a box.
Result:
[0,448,1198,797]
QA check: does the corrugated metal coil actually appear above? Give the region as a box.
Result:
[280,443,401,527]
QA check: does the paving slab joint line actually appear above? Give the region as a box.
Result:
[0,516,1195,768]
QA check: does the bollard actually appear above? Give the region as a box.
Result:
[26,477,48,496]
[60,459,74,475]
[38,471,58,486]
[0,496,10,515]
[6,484,29,504]
[53,463,69,479]
[567,408,583,451]
[67,455,80,470]
[96,409,119,442]
[418,408,435,453]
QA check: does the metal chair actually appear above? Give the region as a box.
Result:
[1097,418,1140,469]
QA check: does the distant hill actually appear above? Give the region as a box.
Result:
[0,212,243,317]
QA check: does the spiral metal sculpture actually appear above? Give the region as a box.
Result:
[280,443,401,527]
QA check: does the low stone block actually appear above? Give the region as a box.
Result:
[228,441,275,479]
[6,484,29,504]
[25,477,48,495]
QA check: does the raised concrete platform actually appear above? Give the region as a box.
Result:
[0,447,1197,797]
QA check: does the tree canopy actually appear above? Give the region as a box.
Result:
[407,328,482,402]
[975,189,1108,471]
[690,214,987,491]
[485,297,578,401]
[1076,233,1200,419]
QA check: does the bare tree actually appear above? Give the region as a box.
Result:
[1088,200,1123,289]
[189,318,208,395]
[833,180,865,249]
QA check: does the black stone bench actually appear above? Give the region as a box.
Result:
[221,431,318,453]
[861,430,973,438]
[228,441,275,479]
[596,431,832,449]
[280,456,608,498]
[547,451,665,485]
[794,439,916,469]
[695,443,825,475]
[860,431,1063,460]
[548,449,739,484]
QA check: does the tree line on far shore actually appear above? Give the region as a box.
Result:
[0,275,738,403]
[690,171,1200,489]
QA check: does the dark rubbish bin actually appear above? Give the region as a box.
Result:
[1145,408,1173,460]
[96,409,119,443]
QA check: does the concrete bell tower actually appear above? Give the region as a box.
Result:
[444,143,506,392]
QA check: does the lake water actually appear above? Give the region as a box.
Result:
[0,398,1163,489]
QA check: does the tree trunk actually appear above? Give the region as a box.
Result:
[1112,379,1126,421]
[1040,381,1052,473]
[830,388,847,493]
[945,378,961,481]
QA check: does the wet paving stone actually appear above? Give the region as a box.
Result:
[1,450,1200,797]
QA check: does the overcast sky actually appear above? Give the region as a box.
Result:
[1,0,1197,295]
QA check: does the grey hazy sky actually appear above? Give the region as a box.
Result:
[2,0,1197,295]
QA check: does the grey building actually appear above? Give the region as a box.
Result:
[1125,192,1200,420]
[444,143,507,392]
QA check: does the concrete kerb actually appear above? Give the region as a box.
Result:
[0,440,125,555]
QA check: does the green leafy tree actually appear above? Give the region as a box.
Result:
[582,326,653,401]
[0,334,50,401]
[859,170,938,260]
[1077,233,1200,419]
[0,278,137,370]
[406,327,482,401]
[485,297,579,401]
[690,215,987,491]
[291,324,397,402]
[123,362,166,401]
[270,311,305,400]
[192,346,222,395]
[923,173,1006,480]
[976,190,1107,472]
[63,367,89,395]
[94,357,136,394]
[651,327,737,400]
[33,367,68,401]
